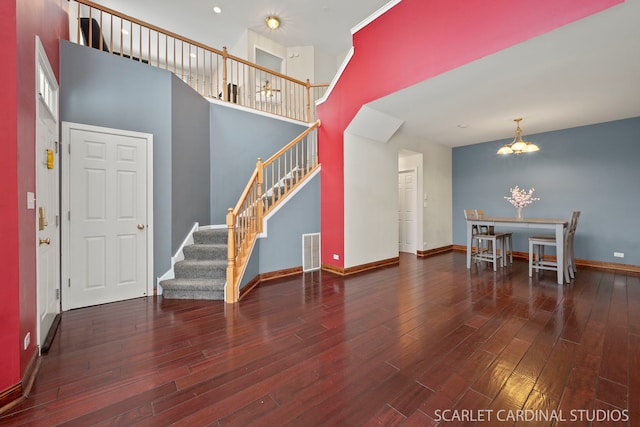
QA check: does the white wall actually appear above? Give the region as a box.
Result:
[392,133,452,249]
[286,45,338,84]
[314,47,338,84]
[344,133,399,268]
[423,143,452,248]
[228,29,249,59]
[286,46,314,81]
[336,50,350,72]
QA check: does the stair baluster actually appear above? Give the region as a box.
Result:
[225,120,320,302]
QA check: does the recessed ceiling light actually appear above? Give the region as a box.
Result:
[212,6,222,14]
[457,124,469,128]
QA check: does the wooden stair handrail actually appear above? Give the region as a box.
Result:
[232,168,259,216]
[263,120,321,167]
[225,120,321,303]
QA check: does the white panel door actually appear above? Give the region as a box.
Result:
[35,38,60,348]
[65,129,148,310]
[398,170,417,254]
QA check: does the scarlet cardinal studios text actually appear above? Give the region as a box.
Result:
[433,409,629,423]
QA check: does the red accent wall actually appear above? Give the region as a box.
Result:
[0,0,21,391]
[317,0,622,269]
[0,0,67,392]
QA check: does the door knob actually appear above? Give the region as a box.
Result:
[39,238,50,245]
[137,224,145,230]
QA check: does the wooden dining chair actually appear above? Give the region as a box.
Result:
[476,209,513,265]
[464,209,505,271]
[566,211,580,278]
[528,211,580,280]
[464,209,480,235]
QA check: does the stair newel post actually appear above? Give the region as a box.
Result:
[305,79,311,122]
[225,208,237,303]
[222,46,229,102]
[256,158,264,233]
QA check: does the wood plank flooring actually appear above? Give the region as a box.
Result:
[1,252,638,426]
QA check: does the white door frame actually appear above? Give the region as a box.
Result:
[254,45,285,74]
[61,122,155,306]
[398,168,418,254]
[35,36,60,350]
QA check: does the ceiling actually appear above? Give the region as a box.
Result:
[370,0,640,147]
[89,0,640,148]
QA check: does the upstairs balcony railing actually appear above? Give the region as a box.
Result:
[69,0,328,122]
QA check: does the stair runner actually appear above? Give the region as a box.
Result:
[160,228,227,300]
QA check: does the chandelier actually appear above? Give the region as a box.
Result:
[497,118,540,155]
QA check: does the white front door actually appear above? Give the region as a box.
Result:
[398,170,417,254]
[63,126,150,310]
[35,37,60,348]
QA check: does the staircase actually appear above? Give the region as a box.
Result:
[160,228,227,300]
[160,169,310,301]
[161,122,320,303]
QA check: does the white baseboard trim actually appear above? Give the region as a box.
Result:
[156,222,200,295]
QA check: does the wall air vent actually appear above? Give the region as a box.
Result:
[302,233,321,272]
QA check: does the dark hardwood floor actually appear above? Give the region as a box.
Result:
[1,252,638,426]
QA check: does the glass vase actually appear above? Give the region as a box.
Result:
[516,207,524,219]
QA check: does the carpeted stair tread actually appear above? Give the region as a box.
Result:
[193,229,227,244]
[160,278,226,290]
[160,278,225,300]
[183,244,227,260]
[174,259,226,279]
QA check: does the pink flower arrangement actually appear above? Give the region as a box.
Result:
[504,186,540,208]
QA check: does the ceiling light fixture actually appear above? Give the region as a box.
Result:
[265,16,280,30]
[212,6,222,14]
[497,118,540,155]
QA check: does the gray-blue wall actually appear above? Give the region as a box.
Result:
[61,40,318,285]
[453,117,640,266]
[60,40,211,278]
[61,41,172,279]
[210,104,307,224]
[259,173,321,271]
[172,78,211,249]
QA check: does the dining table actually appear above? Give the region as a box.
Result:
[465,216,569,284]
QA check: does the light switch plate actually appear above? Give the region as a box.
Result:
[27,192,35,209]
